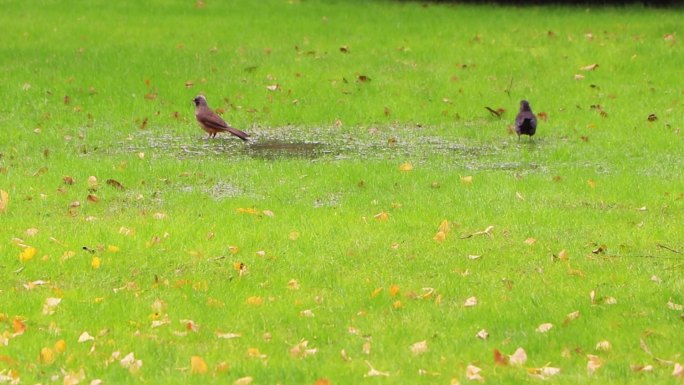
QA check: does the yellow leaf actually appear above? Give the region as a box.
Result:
[19,247,37,262]
[107,245,120,253]
[392,300,402,309]
[245,296,263,306]
[438,219,450,234]
[191,356,208,374]
[0,190,9,213]
[389,284,400,297]
[524,237,537,245]
[54,339,66,353]
[288,231,300,241]
[558,249,569,260]
[580,63,599,71]
[91,256,101,269]
[228,245,240,254]
[587,179,597,189]
[374,212,389,221]
[40,347,55,364]
[399,162,413,171]
[237,207,259,215]
[371,287,383,298]
[215,361,230,374]
[433,231,447,242]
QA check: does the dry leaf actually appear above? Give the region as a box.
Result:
[581,63,599,71]
[476,329,489,340]
[19,247,37,262]
[673,363,683,378]
[460,175,473,185]
[266,84,279,91]
[595,340,611,351]
[410,340,428,355]
[465,364,484,382]
[630,364,654,372]
[528,366,561,379]
[300,309,315,318]
[558,249,569,260]
[290,340,318,358]
[234,376,253,385]
[374,212,389,221]
[433,231,447,242]
[191,356,208,374]
[510,347,528,366]
[120,352,143,373]
[12,318,27,335]
[0,190,9,213]
[587,179,597,189]
[78,331,95,343]
[574,74,585,80]
[42,297,62,315]
[464,296,478,307]
[536,323,553,333]
[106,179,125,190]
[667,299,683,311]
[524,237,537,245]
[364,361,389,377]
[215,331,241,339]
[340,349,351,362]
[399,162,413,171]
[91,256,101,269]
[587,354,602,374]
[494,349,508,366]
[565,310,580,323]
[362,341,372,355]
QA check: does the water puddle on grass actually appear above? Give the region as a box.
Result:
[128,127,544,172]
[243,140,327,160]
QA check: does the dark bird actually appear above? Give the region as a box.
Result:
[515,100,537,141]
[193,95,249,141]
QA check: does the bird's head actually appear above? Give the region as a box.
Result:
[193,95,208,107]
[520,100,532,112]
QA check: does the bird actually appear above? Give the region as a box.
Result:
[193,95,249,141]
[515,100,537,141]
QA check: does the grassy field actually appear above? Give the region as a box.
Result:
[1,1,683,384]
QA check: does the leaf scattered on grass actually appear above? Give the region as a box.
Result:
[527,366,561,379]
[78,331,95,343]
[586,354,603,374]
[465,364,484,382]
[476,329,489,340]
[190,356,208,374]
[536,323,553,333]
[42,297,62,315]
[364,361,389,377]
[595,340,611,351]
[509,347,527,366]
[464,297,478,307]
[410,340,428,355]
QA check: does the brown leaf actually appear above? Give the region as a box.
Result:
[647,113,658,122]
[357,75,371,83]
[0,190,8,213]
[493,349,508,366]
[87,194,99,203]
[339,45,349,53]
[144,93,157,100]
[580,63,599,71]
[63,176,75,185]
[106,179,125,190]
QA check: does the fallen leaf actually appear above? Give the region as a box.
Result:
[106,179,125,190]
[364,361,389,377]
[465,364,484,382]
[433,231,447,242]
[673,363,683,378]
[536,323,553,333]
[245,296,262,306]
[595,340,611,351]
[40,347,55,364]
[524,237,537,245]
[410,340,428,355]
[463,296,478,307]
[476,329,489,340]
[234,376,253,385]
[528,366,561,379]
[399,162,413,171]
[581,63,599,71]
[558,249,569,260]
[574,74,585,80]
[630,364,654,372]
[215,331,241,339]
[362,341,372,355]
[374,212,389,221]
[0,190,9,213]
[42,297,62,315]
[587,354,602,374]
[389,284,400,297]
[357,75,371,83]
[12,318,27,335]
[509,347,527,366]
[120,352,143,373]
[191,356,208,374]
[290,340,318,358]
[460,175,473,185]
[19,247,37,262]
[266,84,279,91]
[91,256,101,269]
[78,331,95,343]
[300,309,315,317]
[493,349,508,366]
[647,113,658,122]
[667,299,683,311]
[587,179,597,189]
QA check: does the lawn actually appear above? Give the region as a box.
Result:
[0,1,683,384]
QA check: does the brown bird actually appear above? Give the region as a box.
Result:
[193,95,249,141]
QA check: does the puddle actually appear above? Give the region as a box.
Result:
[244,140,327,159]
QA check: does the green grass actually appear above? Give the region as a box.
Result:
[1,1,683,384]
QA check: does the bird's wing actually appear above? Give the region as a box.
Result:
[198,110,231,131]
[516,111,534,127]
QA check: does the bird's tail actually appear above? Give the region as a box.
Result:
[226,127,250,142]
